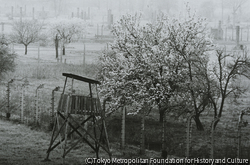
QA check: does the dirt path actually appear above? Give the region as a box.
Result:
[0,119,104,165]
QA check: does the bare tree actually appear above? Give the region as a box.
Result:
[165,9,214,130]
[49,19,86,58]
[10,20,44,55]
[207,49,250,128]
[224,0,248,25]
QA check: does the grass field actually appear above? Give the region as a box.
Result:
[1,33,250,159]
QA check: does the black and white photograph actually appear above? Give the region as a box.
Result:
[0,0,250,164]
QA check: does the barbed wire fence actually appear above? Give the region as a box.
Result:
[0,78,250,159]
[0,78,63,130]
[222,26,250,42]
[185,112,250,159]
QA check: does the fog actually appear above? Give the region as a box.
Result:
[1,0,250,27]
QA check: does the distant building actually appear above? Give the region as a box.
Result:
[211,21,223,40]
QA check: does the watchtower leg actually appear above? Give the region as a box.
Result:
[89,83,99,158]
[44,116,57,161]
[62,95,71,164]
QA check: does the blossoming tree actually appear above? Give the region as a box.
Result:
[98,13,190,156]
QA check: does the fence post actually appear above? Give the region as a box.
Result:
[6,79,14,119]
[35,84,44,125]
[120,106,126,149]
[241,27,243,41]
[247,27,249,42]
[6,81,10,119]
[210,117,220,159]
[20,84,25,123]
[186,114,195,158]
[236,26,240,47]
[37,43,40,79]
[140,106,145,155]
[161,108,168,158]
[50,87,60,130]
[60,46,63,63]
[97,24,99,38]
[0,87,6,117]
[232,27,234,41]
[83,43,86,68]
[101,25,104,39]
[237,111,245,158]
[225,27,227,41]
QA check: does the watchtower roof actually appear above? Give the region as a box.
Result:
[62,73,101,85]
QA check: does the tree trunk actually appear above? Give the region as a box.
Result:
[24,45,28,55]
[6,112,11,120]
[63,45,65,55]
[210,118,219,158]
[213,119,220,129]
[194,114,204,131]
[55,36,59,58]
[159,104,164,123]
[159,110,164,123]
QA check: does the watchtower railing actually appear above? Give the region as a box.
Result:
[57,94,102,116]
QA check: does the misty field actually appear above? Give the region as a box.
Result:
[1,0,250,163]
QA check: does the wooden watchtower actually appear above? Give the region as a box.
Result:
[45,73,111,161]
